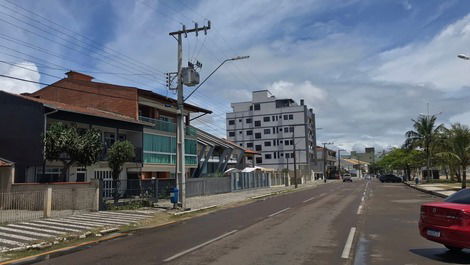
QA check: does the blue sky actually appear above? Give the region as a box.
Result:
[1,0,470,152]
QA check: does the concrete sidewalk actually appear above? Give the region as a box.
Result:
[405,182,461,198]
[157,179,332,211]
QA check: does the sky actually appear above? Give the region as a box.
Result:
[1,0,470,153]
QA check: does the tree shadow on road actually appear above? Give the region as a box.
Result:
[410,248,470,264]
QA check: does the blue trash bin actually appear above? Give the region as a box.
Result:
[170,187,179,204]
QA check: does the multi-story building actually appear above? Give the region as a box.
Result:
[226,90,317,174]
[350,147,375,164]
[315,146,337,178]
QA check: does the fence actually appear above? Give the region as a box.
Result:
[0,184,99,224]
[232,172,270,191]
[101,178,176,201]
[186,177,231,197]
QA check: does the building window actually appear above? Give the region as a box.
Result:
[246,130,253,136]
[289,114,294,120]
[246,118,252,123]
[273,140,276,146]
[265,154,272,159]
[255,120,261,127]
[283,115,288,120]
[239,119,242,122]
[256,157,262,164]
[239,131,243,134]
[272,115,275,121]
[239,143,243,147]
[285,153,290,158]
[229,132,235,137]
[264,129,271,134]
[263,116,270,122]
[264,141,271,147]
[285,127,289,132]
[255,133,262,139]
[280,128,283,132]
[247,142,253,148]
[285,140,290,146]
[228,120,235,125]
[274,152,277,159]
[254,104,261,111]
[255,145,262,151]
[290,127,294,132]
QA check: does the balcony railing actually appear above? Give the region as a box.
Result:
[139,116,197,137]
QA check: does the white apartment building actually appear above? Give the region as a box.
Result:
[226,90,317,173]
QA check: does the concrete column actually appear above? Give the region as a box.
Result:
[43,187,52,218]
[94,185,100,211]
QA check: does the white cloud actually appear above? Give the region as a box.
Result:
[267,80,327,109]
[0,62,40,94]
[372,14,470,91]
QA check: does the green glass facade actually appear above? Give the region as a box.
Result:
[143,133,197,165]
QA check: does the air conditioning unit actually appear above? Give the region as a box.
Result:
[182,67,200,86]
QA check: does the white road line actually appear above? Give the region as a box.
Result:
[82,213,144,221]
[21,222,81,232]
[357,205,363,215]
[303,197,315,203]
[0,231,38,241]
[268,207,290,217]
[63,216,131,225]
[52,219,110,227]
[0,227,53,238]
[341,227,357,259]
[33,220,91,229]
[0,238,25,247]
[163,230,238,262]
[98,212,150,218]
[7,224,66,235]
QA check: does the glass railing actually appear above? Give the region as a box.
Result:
[139,116,196,137]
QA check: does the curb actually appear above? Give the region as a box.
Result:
[172,205,218,216]
[403,182,448,198]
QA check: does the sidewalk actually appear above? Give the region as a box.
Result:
[157,179,330,211]
[405,182,461,198]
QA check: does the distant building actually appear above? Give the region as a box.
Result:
[315,146,337,178]
[351,147,375,164]
[226,90,317,175]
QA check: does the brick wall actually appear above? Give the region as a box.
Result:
[31,73,138,119]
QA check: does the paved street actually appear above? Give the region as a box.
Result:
[31,180,470,265]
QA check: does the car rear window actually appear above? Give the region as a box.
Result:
[445,189,470,204]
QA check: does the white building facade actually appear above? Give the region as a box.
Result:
[226,90,317,173]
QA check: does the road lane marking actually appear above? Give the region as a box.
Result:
[268,207,290,217]
[163,230,238,262]
[303,197,315,203]
[357,205,363,215]
[341,227,357,259]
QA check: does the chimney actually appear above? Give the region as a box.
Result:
[300,99,304,105]
[65,71,94,82]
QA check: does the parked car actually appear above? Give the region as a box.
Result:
[342,174,352,182]
[379,174,402,183]
[419,189,470,251]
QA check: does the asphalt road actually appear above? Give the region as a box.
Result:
[32,179,470,265]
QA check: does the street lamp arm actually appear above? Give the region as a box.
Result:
[183,56,249,102]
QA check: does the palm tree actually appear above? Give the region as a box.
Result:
[437,123,470,189]
[404,114,445,180]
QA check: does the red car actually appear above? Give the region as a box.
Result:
[419,189,470,251]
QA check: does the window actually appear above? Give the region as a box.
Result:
[273,140,276,146]
[289,114,294,120]
[272,116,275,121]
[256,157,263,164]
[263,116,270,122]
[285,153,290,158]
[246,118,252,123]
[254,104,261,111]
[285,127,289,132]
[246,130,253,136]
[264,141,271,147]
[285,140,290,146]
[264,129,271,134]
[228,120,235,125]
[247,142,253,148]
[229,132,235,137]
[274,152,277,159]
[255,133,262,139]
[264,154,272,159]
[239,119,242,122]
[255,121,261,127]
[255,145,262,151]
[280,128,283,132]
[290,127,294,133]
[283,115,288,120]
[239,131,243,134]
[239,143,243,147]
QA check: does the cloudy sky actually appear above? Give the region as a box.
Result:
[1,0,470,152]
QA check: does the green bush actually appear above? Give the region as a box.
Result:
[105,199,151,210]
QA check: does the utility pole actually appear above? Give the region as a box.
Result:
[169,22,210,209]
[292,126,298,188]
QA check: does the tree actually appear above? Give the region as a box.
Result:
[376,148,424,179]
[436,123,470,189]
[108,140,135,203]
[44,122,102,181]
[404,114,444,180]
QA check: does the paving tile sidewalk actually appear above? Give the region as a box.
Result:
[157,179,330,210]
[405,182,461,198]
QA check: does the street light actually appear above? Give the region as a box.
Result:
[458,54,470,60]
[184,55,250,102]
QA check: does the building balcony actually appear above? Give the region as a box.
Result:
[139,116,197,137]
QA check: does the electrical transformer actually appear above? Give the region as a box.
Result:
[182,67,200,86]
